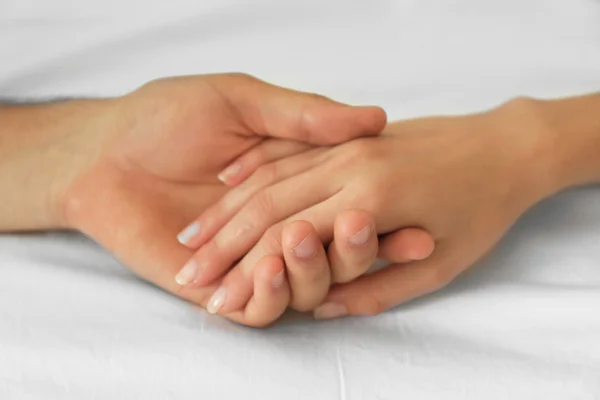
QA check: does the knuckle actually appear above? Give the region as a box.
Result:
[224,72,254,82]
[246,145,268,168]
[211,73,259,94]
[254,162,278,186]
[349,182,388,213]
[139,77,167,91]
[330,139,382,172]
[218,189,241,214]
[344,139,380,161]
[261,225,284,253]
[249,190,275,220]
[306,92,330,103]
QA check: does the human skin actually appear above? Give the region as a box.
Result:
[0,73,434,327]
[179,93,600,319]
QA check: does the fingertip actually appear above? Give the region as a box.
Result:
[280,219,332,312]
[308,104,387,145]
[354,105,387,135]
[281,220,316,251]
[399,228,435,260]
[329,209,378,284]
[242,255,290,327]
[379,228,435,263]
[334,209,375,239]
[408,229,435,260]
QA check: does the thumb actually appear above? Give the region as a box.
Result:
[378,228,436,263]
[210,73,387,145]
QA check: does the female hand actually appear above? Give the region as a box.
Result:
[178,97,561,317]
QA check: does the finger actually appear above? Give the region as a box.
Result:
[218,255,290,328]
[378,228,435,263]
[327,210,378,284]
[109,206,223,314]
[313,251,457,320]
[216,139,314,186]
[103,197,285,328]
[281,220,331,312]
[209,196,342,315]
[181,169,339,287]
[212,73,387,145]
[176,148,326,249]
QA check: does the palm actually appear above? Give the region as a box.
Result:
[116,76,261,181]
[68,78,264,300]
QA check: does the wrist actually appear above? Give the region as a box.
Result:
[0,99,113,231]
[484,97,563,213]
[536,93,600,190]
[488,93,600,214]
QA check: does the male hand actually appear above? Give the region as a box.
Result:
[54,73,424,326]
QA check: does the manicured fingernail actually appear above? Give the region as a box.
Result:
[293,236,316,259]
[177,222,202,246]
[175,259,198,286]
[218,162,241,184]
[348,225,372,246]
[271,270,285,289]
[207,286,227,314]
[313,303,348,320]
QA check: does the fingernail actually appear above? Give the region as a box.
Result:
[313,303,349,320]
[293,236,316,259]
[175,259,198,286]
[271,270,285,289]
[177,222,202,246]
[348,225,372,246]
[207,286,227,314]
[218,162,241,184]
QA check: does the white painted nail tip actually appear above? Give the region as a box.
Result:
[177,222,202,245]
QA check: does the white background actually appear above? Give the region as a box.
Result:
[1,1,600,399]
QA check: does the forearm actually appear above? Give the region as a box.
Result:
[0,145,66,231]
[0,100,102,156]
[0,100,106,231]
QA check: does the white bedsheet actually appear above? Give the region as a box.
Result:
[1,1,600,399]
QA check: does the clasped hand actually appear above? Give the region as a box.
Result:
[174,95,553,324]
[63,73,432,327]
[63,74,552,327]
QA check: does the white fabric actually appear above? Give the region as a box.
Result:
[1,1,600,398]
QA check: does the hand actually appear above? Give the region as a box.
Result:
[239,210,435,315]
[182,98,559,317]
[57,73,392,326]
